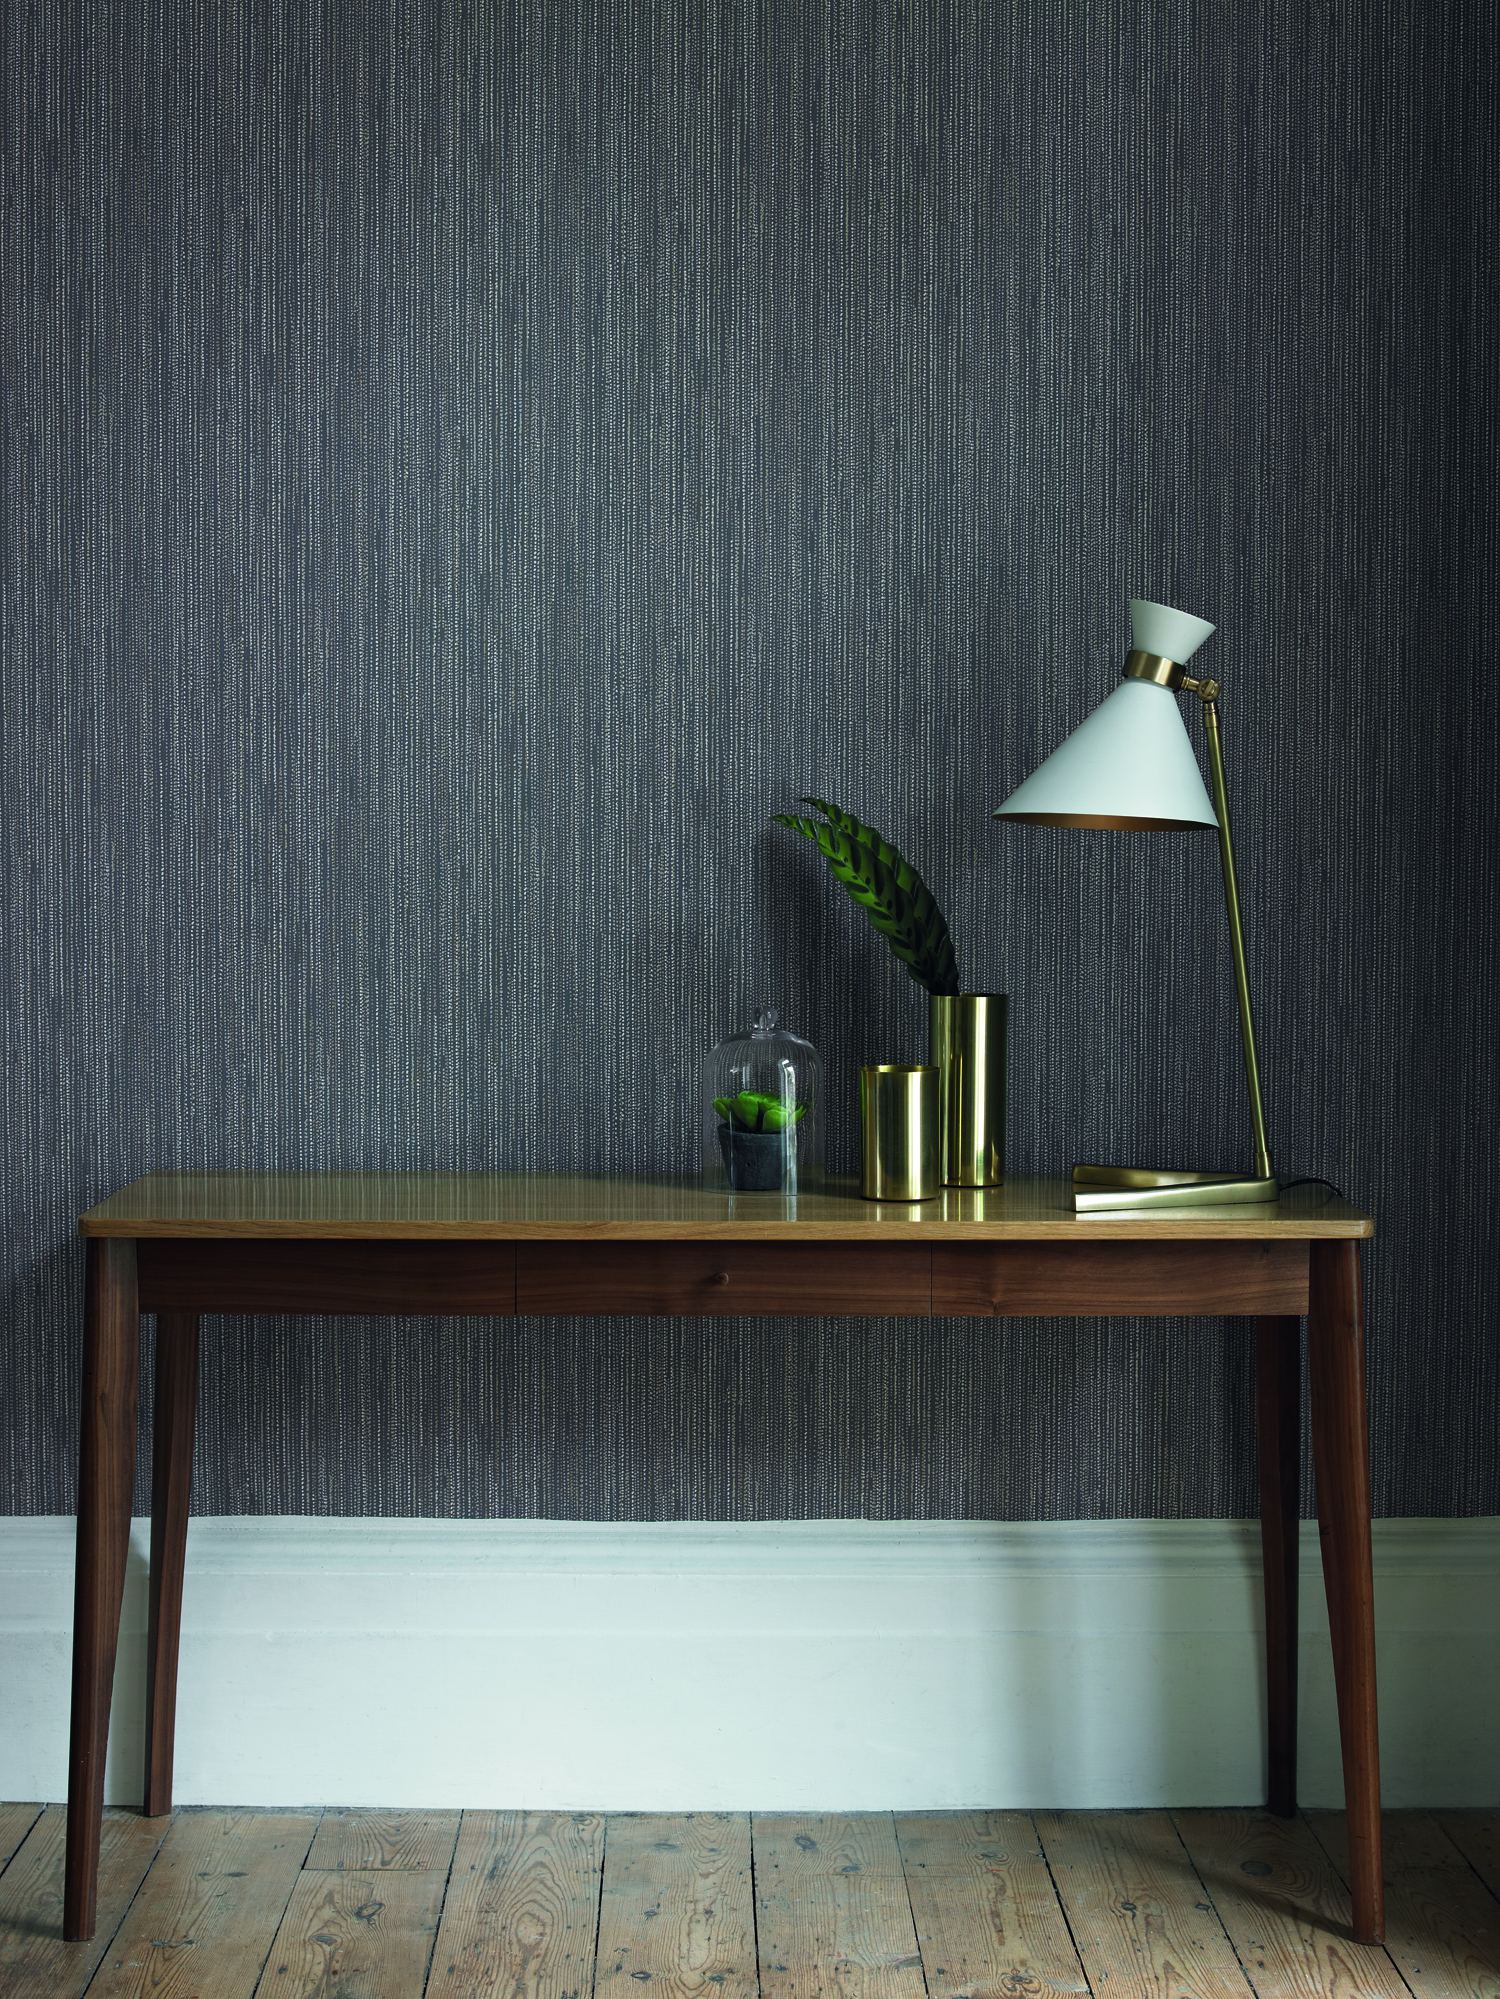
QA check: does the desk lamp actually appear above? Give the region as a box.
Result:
[993,599,1278,1214]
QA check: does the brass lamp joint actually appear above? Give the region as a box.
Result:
[1123,650,1186,689]
[1124,652,1223,703]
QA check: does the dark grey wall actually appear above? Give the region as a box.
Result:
[3,1,1496,1520]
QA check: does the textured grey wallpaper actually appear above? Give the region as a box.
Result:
[2,1,1496,1519]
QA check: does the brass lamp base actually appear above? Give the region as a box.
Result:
[1071,1164,1280,1214]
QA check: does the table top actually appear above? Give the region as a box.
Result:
[79,1172,1374,1241]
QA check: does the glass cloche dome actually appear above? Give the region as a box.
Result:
[702,1007,822,1193]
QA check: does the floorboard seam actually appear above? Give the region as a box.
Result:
[248,1806,325,1999]
[748,1811,764,1999]
[890,1812,932,1999]
[76,1809,176,1999]
[0,1806,44,1881]
[1430,1810,1500,1916]
[421,1807,465,1999]
[1296,1810,1420,1999]
[589,1814,609,1999]
[1164,1811,1265,1999]
[1026,1810,1097,1999]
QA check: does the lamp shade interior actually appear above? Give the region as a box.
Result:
[993,678,1218,829]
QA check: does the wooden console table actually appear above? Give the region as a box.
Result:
[66,1172,1382,1942]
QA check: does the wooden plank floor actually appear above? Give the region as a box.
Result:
[2,1807,1498,1999]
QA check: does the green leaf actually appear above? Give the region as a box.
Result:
[776,798,960,995]
[803,798,918,896]
[715,1090,809,1134]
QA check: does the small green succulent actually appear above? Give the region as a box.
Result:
[713,1091,809,1134]
[773,796,960,995]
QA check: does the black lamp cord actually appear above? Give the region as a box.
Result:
[1277,1175,1349,1205]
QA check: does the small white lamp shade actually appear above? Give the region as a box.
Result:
[1130,598,1215,662]
[994,598,1219,829]
[993,679,1218,829]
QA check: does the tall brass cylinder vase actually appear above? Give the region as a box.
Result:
[928,993,1007,1186]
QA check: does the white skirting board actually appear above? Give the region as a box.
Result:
[2,1516,1496,1810]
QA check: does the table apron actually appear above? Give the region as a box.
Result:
[934,1240,1310,1315]
[515,1242,932,1315]
[137,1239,520,1315]
[136,1236,1310,1319]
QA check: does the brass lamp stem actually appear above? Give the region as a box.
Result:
[1070,651,1279,1212]
[1198,695,1274,1182]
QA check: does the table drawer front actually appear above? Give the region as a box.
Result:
[137,1239,518,1315]
[517,1243,932,1317]
[933,1240,1310,1316]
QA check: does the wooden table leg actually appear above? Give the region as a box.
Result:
[144,1312,200,1817]
[64,1238,140,1943]
[1255,1313,1300,1817]
[1308,1239,1383,1945]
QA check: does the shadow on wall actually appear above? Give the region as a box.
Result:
[752,817,935,1176]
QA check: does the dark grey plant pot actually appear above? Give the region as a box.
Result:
[717,1126,792,1192]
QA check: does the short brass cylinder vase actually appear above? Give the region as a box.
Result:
[928,993,1007,1186]
[859,1065,940,1201]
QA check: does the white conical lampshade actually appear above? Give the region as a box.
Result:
[993,678,1218,829]
[1130,598,1215,662]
